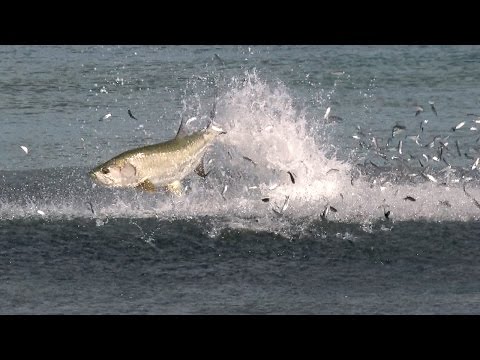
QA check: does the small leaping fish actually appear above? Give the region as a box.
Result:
[429,101,437,117]
[272,195,290,216]
[280,195,290,213]
[415,106,424,117]
[324,107,331,120]
[100,113,112,121]
[392,124,406,138]
[452,121,465,131]
[128,109,138,120]
[287,171,296,184]
[242,156,257,166]
[455,140,462,157]
[221,184,228,200]
[423,173,438,183]
[185,117,198,126]
[472,158,480,170]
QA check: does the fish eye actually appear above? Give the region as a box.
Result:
[101,167,110,174]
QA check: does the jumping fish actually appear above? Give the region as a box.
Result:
[89,118,225,195]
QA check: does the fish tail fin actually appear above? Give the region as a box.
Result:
[206,81,226,135]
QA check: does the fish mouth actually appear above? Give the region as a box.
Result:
[88,169,114,186]
[88,170,97,180]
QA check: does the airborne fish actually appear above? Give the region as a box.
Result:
[429,101,437,117]
[128,109,138,120]
[89,118,225,194]
[452,121,465,131]
[415,105,424,117]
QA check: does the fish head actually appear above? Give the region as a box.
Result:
[89,163,122,186]
[89,160,137,187]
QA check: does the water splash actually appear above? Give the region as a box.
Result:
[2,70,480,233]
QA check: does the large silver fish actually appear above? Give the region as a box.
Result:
[89,119,225,194]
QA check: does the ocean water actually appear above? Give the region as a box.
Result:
[2,45,480,314]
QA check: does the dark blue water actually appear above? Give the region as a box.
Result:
[2,214,480,314]
[2,46,480,314]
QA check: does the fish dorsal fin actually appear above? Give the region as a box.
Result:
[194,156,211,178]
[175,117,189,139]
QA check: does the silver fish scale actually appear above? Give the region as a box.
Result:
[126,132,216,186]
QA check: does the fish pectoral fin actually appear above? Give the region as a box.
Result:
[136,179,156,192]
[194,157,211,178]
[165,180,183,196]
